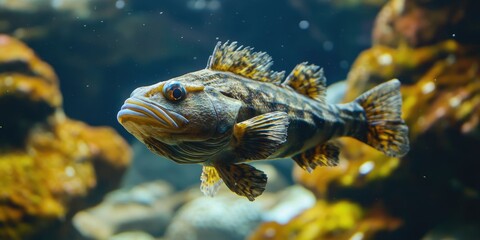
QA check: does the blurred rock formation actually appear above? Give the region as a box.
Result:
[0,35,131,239]
[73,164,314,240]
[73,181,180,239]
[251,0,480,239]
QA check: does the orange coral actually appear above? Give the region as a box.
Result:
[344,39,480,140]
[0,35,57,84]
[0,35,62,148]
[249,201,401,240]
[372,0,469,48]
[0,73,61,108]
[344,40,458,101]
[0,35,131,239]
[294,145,400,197]
[402,56,480,137]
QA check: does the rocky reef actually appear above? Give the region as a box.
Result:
[251,0,480,239]
[0,35,131,239]
[72,162,315,240]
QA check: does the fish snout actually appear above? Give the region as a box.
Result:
[117,97,189,130]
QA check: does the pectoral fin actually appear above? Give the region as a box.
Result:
[293,141,340,173]
[200,166,223,197]
[215,162,267,201]
[233,111,289,160]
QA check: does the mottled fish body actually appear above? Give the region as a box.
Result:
[118,42,409,201]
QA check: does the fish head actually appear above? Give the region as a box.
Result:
[117,77,220,145]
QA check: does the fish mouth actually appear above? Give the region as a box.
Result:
[117,97,188,130]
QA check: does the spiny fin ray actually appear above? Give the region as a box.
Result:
[233,111,289,160]
[215,163,267,201]
[293,141,340,172]
[354,79,410,157]
[207,41,285,83]
[283,62,327,102]
[200,166,223,197]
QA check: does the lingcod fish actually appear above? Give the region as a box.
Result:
[117,41,409,201]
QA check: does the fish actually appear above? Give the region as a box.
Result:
[117,41,410,201]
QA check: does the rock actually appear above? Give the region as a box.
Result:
[0,35,131,240]
[293,150,401,198]
[372,0,480,48]
[73,164,304,240]
[262,185,316,224]
[107,180,174,205]
[165,194,264,240]
[0,34,57,83]
[343,40,458,101]
[73,181,177,239]
[162,179,298,240]
[109,231,156,240]
[0,34,61,147]
[250,200,401,240]
[422,222,480,240]
[326,80,347,104]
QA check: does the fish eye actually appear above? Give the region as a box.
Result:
[163,81,187,101]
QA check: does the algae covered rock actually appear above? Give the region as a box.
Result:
[165,195,264,240]
[0,35,131,239]
[72,164,307,240]
[0,35,61,147]
[72,180,177,239]
[372,0,480,48]
[250,200,401,240]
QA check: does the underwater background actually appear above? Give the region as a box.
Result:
[1,0,479,239]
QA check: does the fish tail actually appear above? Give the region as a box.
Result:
[354,79,409,157]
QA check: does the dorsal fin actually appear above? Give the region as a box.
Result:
[282,62,327,102]
[206,41,285,84]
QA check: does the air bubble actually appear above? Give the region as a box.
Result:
[115,0,125,9]
[299,20,310,30]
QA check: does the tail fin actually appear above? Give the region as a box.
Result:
[354,79,409,157]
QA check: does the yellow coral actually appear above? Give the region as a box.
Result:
[344,40,458,102]
[0,35,132,239]
[0,35,57,84]
[250,201,401,240]
[294,140,400,196]
[249,201,362,240]
[0,73,62,108]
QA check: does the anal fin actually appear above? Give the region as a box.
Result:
[215,163,267,201]
[293,141,340,173]
[200,166,223,197]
